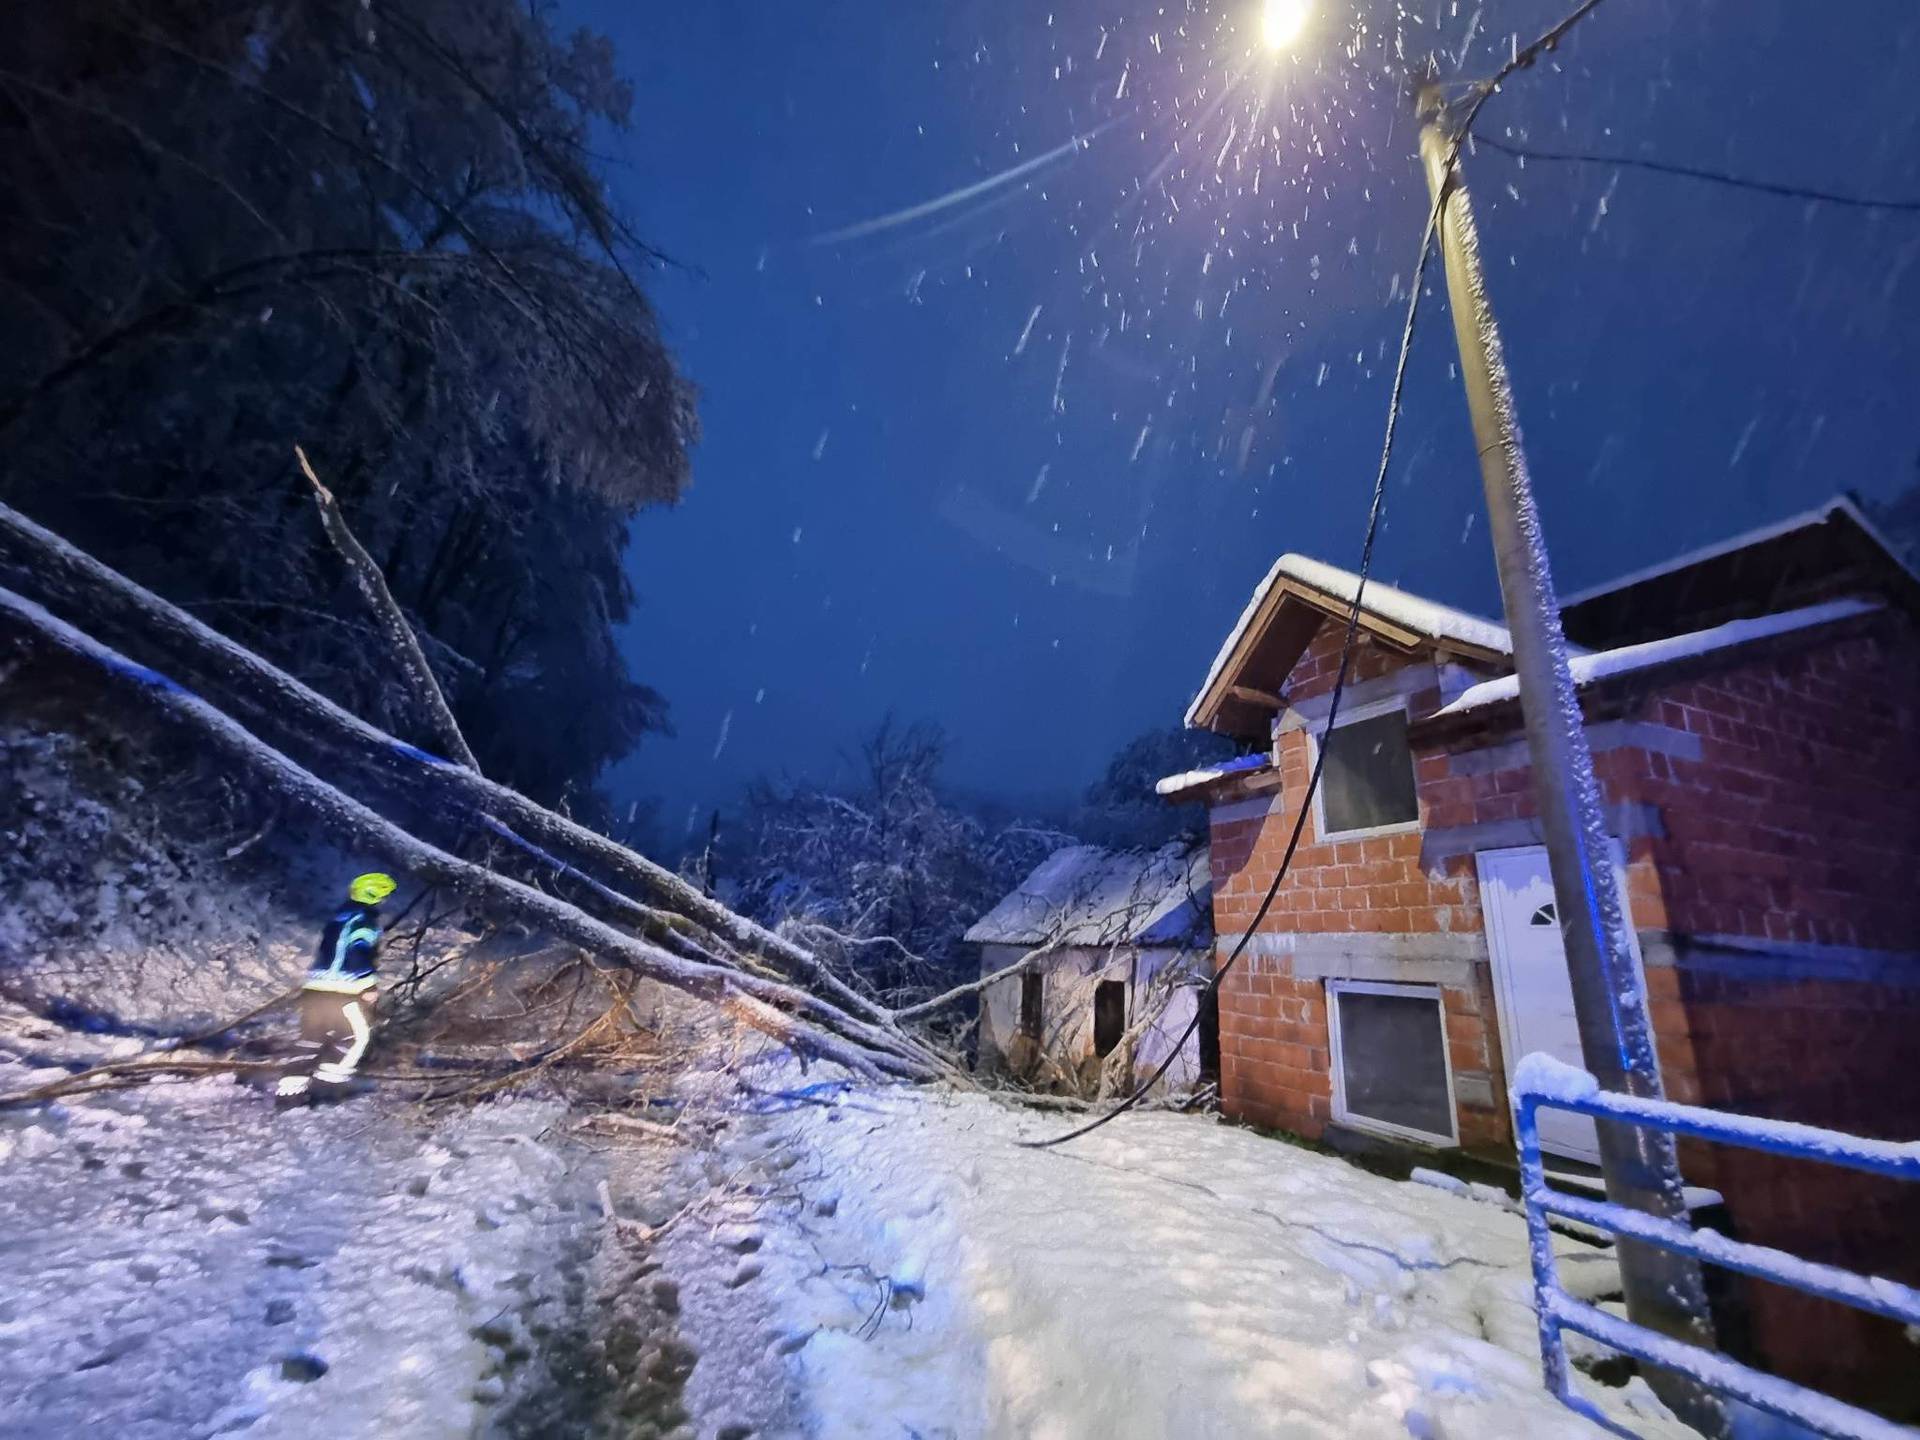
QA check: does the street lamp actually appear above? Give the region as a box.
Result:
[1260,0,1311,52]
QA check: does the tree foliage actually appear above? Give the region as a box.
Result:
[1072,724,1240,849]
[0,0,694,819]
[1866,467,1920,567]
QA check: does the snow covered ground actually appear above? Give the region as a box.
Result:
[0,994,749,1440]
[712,1078,1695,1440]
[0,1068,597,1438]
[3,1008,1704,1440]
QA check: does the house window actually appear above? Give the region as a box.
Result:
[1019,971,1044,1035]
[1093,981,1126,1057]
[1315,707,1419,838]
[1327,980,1457,1146]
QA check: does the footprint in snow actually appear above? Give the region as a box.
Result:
[278,1352,328,1382]
[76,1333,149,1371]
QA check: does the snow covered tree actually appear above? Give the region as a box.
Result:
[1072,725,1242,849]
[1866,468,1920,567]
[0,0,694,815]
[730,719,1073,1006]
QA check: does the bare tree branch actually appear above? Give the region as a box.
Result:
[295,443,479,771]
[0,584,952,1083]
[0,499,884,1022]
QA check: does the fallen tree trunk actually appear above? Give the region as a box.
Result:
[0,586,950,1083]
[0,499,884,1024]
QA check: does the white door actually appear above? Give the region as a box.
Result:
[1476,844,1643,1164]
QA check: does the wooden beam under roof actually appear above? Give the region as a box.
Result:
[1225,684,1284,710]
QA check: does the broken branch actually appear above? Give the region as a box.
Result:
[0,586,951,1083]
[294,444,480,772]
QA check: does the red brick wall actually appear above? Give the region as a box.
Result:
[1632,624,1920,1416]
[1210,625,1504,1148]
[1213,961,1332,1137]
[1641,628,1920,951]
[1209,612,1920,1414]
[1281,626,1409,702]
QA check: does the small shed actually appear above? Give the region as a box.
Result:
[964,841,1214,1096]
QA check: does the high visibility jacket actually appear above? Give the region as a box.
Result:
[307,904,381,994]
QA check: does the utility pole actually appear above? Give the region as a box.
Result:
[1415,82,1727,1436]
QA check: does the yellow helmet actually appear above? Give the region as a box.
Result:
[348,872,397,905]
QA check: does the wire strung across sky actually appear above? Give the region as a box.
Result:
[1022,0,1620,1152]
[1467,130,1920,214]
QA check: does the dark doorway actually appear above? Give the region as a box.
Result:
[1198,984,1220,1085]
[1019,971,1044,1035]
[1093,981,1126,1057]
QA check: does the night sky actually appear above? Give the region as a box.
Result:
[567,0,1920,843]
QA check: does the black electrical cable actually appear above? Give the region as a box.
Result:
[1020,0,1617,1153]
[1469,131,1920,214]
[1018,225,1431,1152]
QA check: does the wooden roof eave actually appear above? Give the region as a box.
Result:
[1192,578,1509,732]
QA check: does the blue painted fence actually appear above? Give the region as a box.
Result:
[1509,1054,1920,1440]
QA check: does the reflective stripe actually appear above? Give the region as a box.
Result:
[313,913,380,985]
[335,999,371,1075]
[327,925,378,974]
[302,975,376,995]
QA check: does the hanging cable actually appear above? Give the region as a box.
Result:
[1468,131,1920,214]
[1020,221,1430,1151]
[1020,0,1618,1152]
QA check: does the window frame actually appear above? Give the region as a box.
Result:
[1326,978,1460,1148]
[1305,696,1423,843]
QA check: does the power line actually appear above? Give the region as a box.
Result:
[1022,185,1442,1153]
[1470,131,1920,213]
[1022,0,1620,1152]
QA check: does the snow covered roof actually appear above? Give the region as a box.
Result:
[1153,753,1271,798]
[1560,495,1920,609]
[1428,598,1883,720]
[963,842,1211,949]
[1265,555,1516,655]
[1185,553,1514,735]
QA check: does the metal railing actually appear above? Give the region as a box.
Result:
[1510,1054,1920,1440]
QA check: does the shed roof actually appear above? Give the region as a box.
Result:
[1427,597,1883,722]
[1154,753,1273,798]
[963,841,1211,949]
[1560,494,1920,649]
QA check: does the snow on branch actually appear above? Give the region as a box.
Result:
[294,444,480,772]
[0,498,883,1024]
[0,585,947,1083]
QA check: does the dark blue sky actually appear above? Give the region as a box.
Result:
[568,0,1920,844]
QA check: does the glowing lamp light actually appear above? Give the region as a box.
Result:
[1260,0,1311,51]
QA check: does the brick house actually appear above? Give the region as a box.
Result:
[1165,496,1920,1412]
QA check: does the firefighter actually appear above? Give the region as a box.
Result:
[276,872,394,1107]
